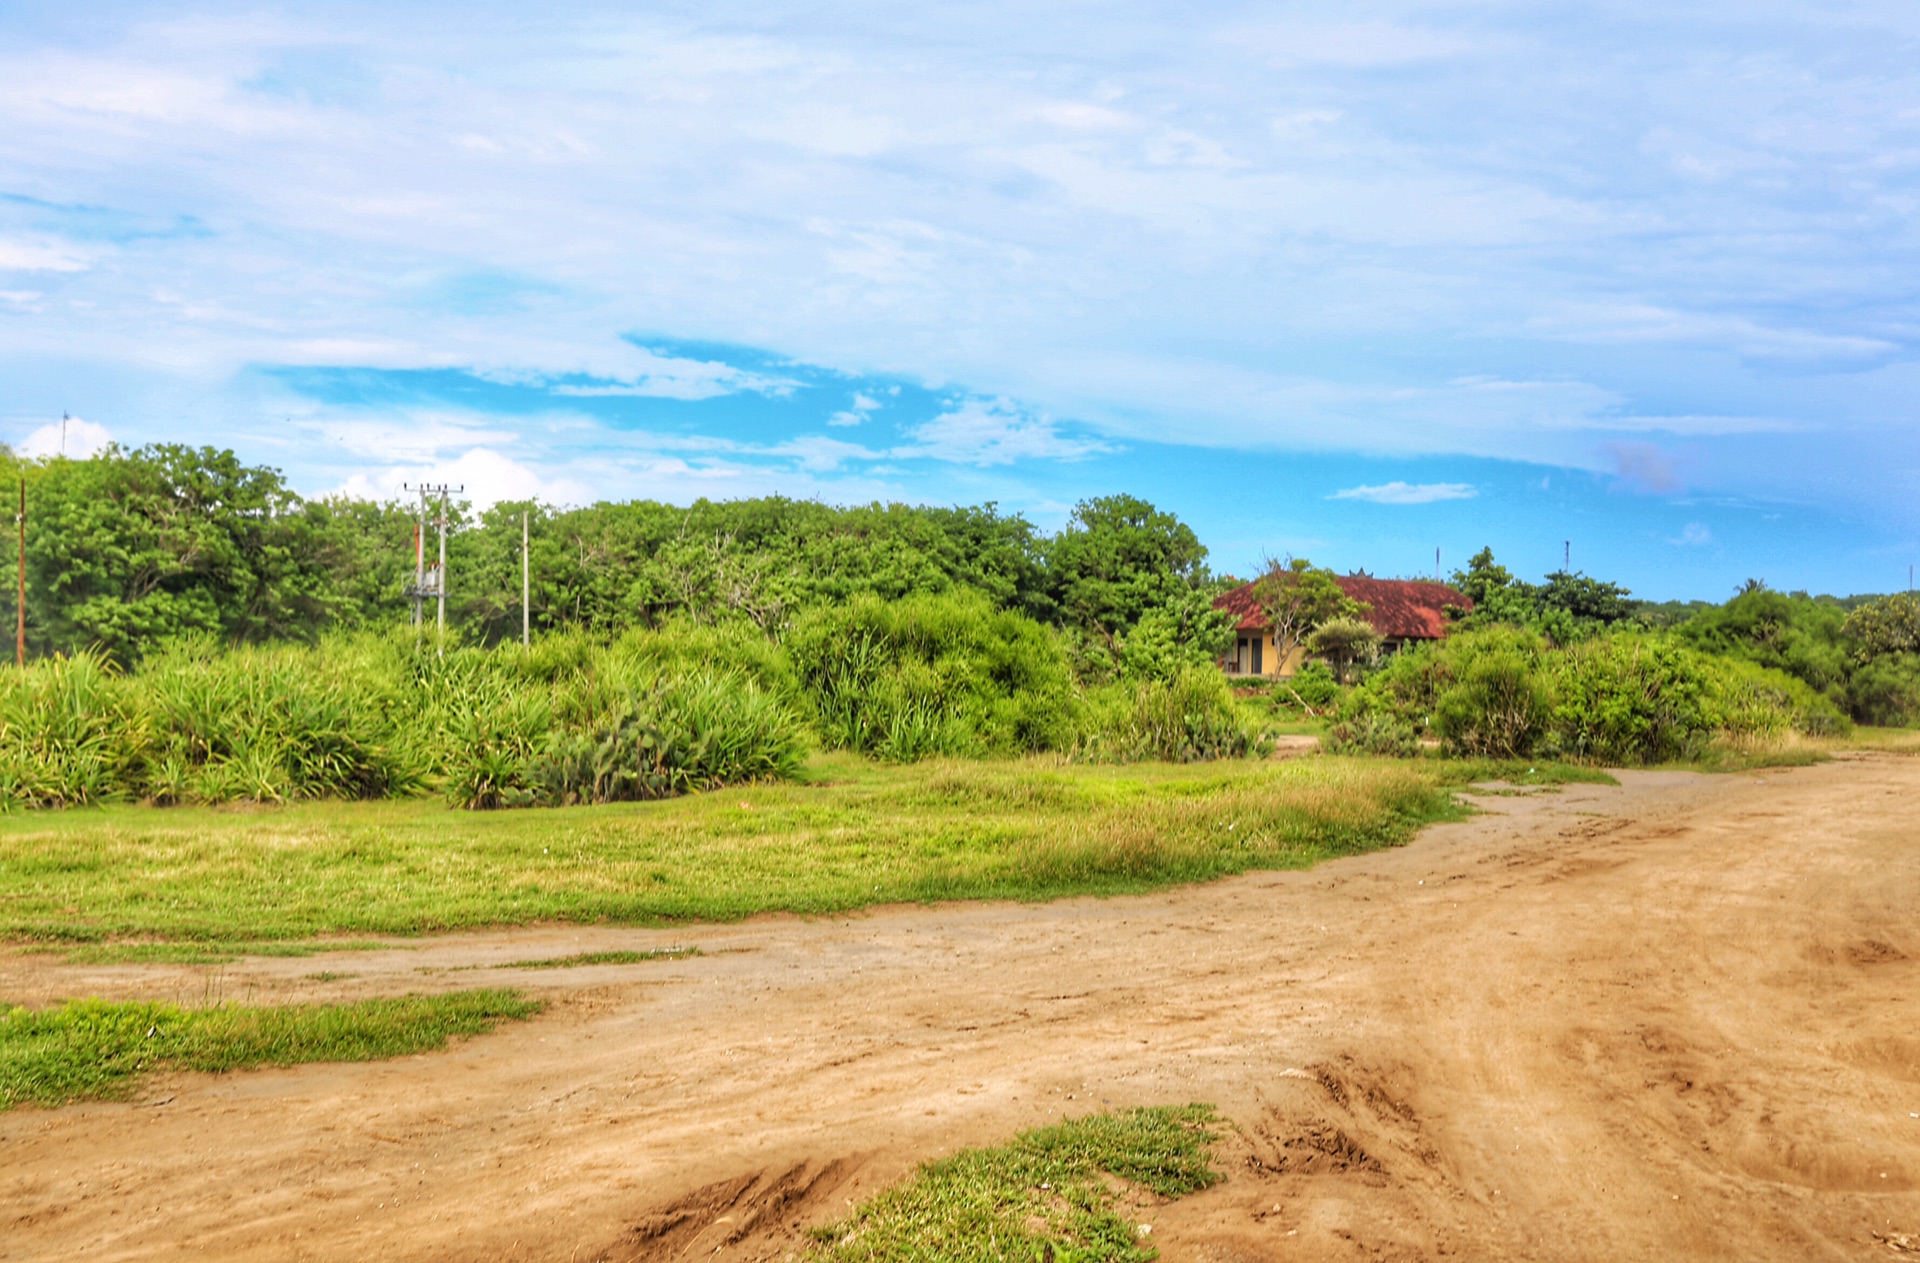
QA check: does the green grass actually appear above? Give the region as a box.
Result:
[0,754,1465,951]
[1432,759,1620,788]
[807,1105,1220,1262]
[40,939,403,965]
[496,947,701,969]
[0,989,539,1110]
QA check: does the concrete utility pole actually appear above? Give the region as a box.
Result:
[15,477,24,668]
[402,482,461,655]
[521,509,530,648]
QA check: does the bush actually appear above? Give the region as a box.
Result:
[1847,655,1920,727]
[1547,635,1717,764]
[785,591,1080,760]
[1323,712,1419,757]
[1708,658,1850,743]
[1336,626,1823,765]
[1283,661,1340,710]
[1091,668,1261,762]
[1435,641,1553,759]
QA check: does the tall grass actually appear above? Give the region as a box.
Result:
[0,596,1270,812]
[0,630,807,810]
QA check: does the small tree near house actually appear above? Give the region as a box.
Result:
[1306,616,1382,684]
[1251,556,1369,671]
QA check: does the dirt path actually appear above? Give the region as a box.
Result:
[3,755,1917,1262]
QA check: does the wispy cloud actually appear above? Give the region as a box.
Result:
[1328,481,1477,505]
[899,398,1110,466]
[1670,522,1713,547]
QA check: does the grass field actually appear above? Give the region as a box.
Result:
[806,1105,1221,1263]
[0,990,539,1109]
[0,753,1487,953]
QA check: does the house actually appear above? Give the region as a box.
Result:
[1213,574,1471,677]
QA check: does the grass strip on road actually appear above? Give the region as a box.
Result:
[0,755,1466,948]
[496,947,700,969]
[807,1104,1220,1263]
[0,989,539,1110]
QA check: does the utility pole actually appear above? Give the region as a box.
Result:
[1563,540,1571,573]
[402,482,461,655]
[521,509,530,648]
[14,477,24,668]
[1434,546,1441,584]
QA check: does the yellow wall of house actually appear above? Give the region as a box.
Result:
[1226,634,1308,678]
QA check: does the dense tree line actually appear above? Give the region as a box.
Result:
[5,445,1914,727]
[0,445,1231,674]
[1448,546,1920,725]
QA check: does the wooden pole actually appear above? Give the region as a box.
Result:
[15,477,24,668]
[521,509,530,648]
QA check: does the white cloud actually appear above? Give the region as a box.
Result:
[0,238,93,272]
[1327,481,1477,505]
[17,416,112,458]
[1670,522,1714,547]
[331,447,595,509]
[898,398,1110,466]
[827,390,884,426]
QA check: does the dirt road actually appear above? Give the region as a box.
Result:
[3,755,1917,1261]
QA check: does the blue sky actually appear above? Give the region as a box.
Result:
[3,2,1918,598]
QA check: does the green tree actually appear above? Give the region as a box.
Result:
[1252,556,1364,669]
[1306,615,1382,684]
[1041,495,1210,647]
[1842,592,1920,660]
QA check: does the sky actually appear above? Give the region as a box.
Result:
[3,1,1919,599]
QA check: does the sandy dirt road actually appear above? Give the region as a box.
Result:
[2,755,1918,1262]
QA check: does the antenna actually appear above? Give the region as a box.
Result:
[1435,546,1441,583]
[1563,540,1571,573]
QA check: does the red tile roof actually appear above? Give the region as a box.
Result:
[1214,575,1470,641]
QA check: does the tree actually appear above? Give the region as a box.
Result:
[1041,494,1210,646]
[1843,593,1920,660]
[1252,556,1365,670]
[1449,547,1635,644]
[1117,588,1237,682]
[1306,615,1382,684]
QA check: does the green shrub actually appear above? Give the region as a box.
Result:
[0,651,135,808]
[1285,661,1340,709]
[785,591,1080,760]
[1547,635,1717,764]
[1847,654,1920,727]
[1707,657,1850,742]
[1091,668,1261,762]
[1323,712,1419,757]
[1435,640,1553,759]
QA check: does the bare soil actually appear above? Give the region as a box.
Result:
[3,754,1918,1262]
